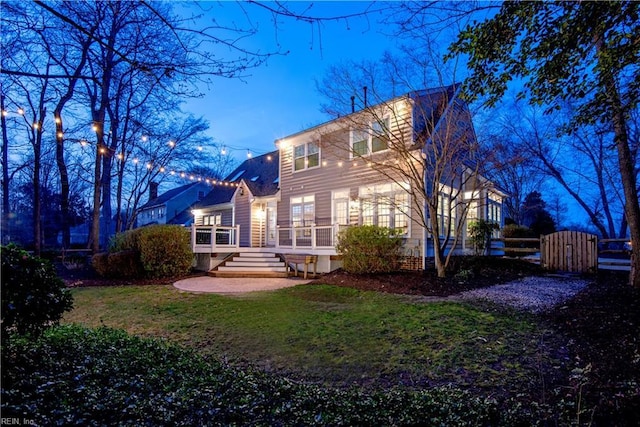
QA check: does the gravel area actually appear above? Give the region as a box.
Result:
[457,276,592,313]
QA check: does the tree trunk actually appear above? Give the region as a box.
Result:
[90,136,102,254]
[54,114,70,248]
[596,36,640,287]
[1,94,10,243]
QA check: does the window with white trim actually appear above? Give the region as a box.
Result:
[358,183,410,235]
[332,190,350,226]
[350,117,390,157]
[291,194,315,233]
[204,213,222,226]
[487,197,502,238]
[293,142,320,171]
[437,192,456,238]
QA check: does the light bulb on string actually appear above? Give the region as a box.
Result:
[221,146,227,155]
[247,150,252,158]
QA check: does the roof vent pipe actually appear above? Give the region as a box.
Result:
[351,95,355,113]
[363,86,368,108]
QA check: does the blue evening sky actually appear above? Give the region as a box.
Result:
[180,1,397,161]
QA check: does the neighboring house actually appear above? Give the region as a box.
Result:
[191,85,505,274]
[137,182,212,227]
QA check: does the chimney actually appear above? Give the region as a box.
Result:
[363,86,368,108]
[149,182,159,201]
[351,95,355,113]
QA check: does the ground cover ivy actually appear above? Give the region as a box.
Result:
[1,325,582,426]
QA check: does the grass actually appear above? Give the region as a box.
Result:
[63,283,554,392]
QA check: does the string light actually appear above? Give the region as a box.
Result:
[64,126,293,189]
[17,108,24,115]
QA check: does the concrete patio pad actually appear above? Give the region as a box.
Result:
[173,276,312,294]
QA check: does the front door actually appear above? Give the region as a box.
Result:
[266,203,277,246]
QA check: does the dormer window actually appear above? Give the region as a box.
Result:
[293,142,319,171]
[350,117,390,158]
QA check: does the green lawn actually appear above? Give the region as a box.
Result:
[64,283,557,393]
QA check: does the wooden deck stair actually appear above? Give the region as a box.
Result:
[209,252,289,278]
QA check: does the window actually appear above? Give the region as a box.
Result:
[437,192,456,238]
[371,119,389,153]
[350,117,390,157]
[293,142,320,171]
[351,130,369,157]
[291,195,315,237]
[204,213,222,226]
[229,169,246,182]
[487,197,502,239]
[357,183,410,235]
[332,190,350,226]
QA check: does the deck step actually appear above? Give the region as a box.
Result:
[225,261,286,268]
[208,270,289,278]
[210,252,289,278]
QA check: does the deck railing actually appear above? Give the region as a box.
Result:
[191,225,240,252]
[276,224,340,249]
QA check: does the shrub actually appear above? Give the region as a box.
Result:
[138,225,193,278]
[467,219,500,256]
[94,225,193,279]
[108,228,142,252]
[108,250,144,278]
[91,252,110,276]
[1,244,73,338]
[336,225,402,274]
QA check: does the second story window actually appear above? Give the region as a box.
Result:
[350,117,390,157]
[293,142,320,171]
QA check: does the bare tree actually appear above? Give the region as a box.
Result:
[317,50,497,277]
[496,100,626,239]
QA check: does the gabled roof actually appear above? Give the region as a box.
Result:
[196,150,279,208]
[139,182,209,210]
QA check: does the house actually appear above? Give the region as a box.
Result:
[137,181,212,227]
[191,85,505,275]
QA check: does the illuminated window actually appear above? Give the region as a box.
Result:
[437,192,456,238]
[350,117,390,157]
[291,195,315,238]
[332,190,350,226]
[293,142,320,171]
[357,183,410,235]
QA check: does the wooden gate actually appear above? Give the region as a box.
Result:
[540,231,598,273]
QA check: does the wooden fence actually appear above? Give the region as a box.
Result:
[491,234,631,273]
[540,231,598,273]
